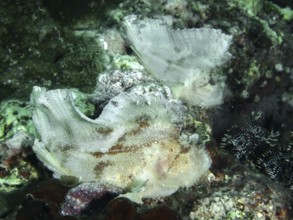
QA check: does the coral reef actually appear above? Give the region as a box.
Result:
[3,179,181,220]
[0,100,36,142]
[0,100,39,202]
[0,157,38,194]
[189,162,292,220]
[0,0,292,219]
[91,69,153,106]
[0,0,108,100]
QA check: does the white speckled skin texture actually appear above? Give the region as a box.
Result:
[31,86,211,203]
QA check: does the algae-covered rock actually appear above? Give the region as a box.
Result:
[0,100,36,142]
[0,159,38,194]
[0,0,107,100]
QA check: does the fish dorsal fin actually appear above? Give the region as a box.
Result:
[123,15,232,83]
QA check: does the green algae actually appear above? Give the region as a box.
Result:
[228,0,292,45]
[113,55,144,71]
[244,59,261,90]
[71,90,95,117]
[0,160,38,193]
[0,101,36,142]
